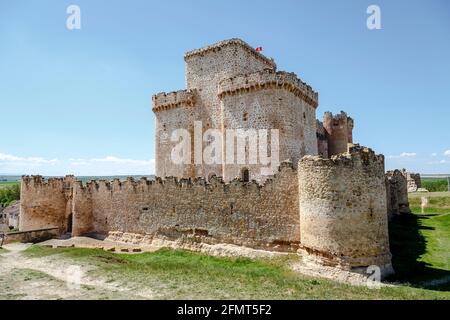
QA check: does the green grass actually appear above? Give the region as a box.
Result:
[0,181,20,189]
[422,178,449,192]
[410,191,450,198]
[24,246,449,299]
[408,194,450,216]
[387,193,450,292]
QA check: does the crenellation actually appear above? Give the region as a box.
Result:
[217,70,318,108]
[152,89,196,112]
[184,38,276,70]
[323,111,354,156]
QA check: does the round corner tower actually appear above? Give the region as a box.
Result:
[298,145,394,278]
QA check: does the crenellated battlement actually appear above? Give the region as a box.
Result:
[66,161,296,195]
[300,144,384,169]
[184,38,276,70]
[21,175,75,189]
[218,69,318,108]
[323,111,353,125]
[152,89,196,112]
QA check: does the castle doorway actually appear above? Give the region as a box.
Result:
[67,213,73,234]
[241,168,250,182]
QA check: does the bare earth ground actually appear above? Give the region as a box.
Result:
[1,239,449,299]
[0,242,154,299]
[0,237,285,300]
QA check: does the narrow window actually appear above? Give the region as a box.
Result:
[67,213,73,234]
[241,168,250,182]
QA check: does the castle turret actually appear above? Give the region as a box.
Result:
[323,111,354,156]
[298,145,394,278]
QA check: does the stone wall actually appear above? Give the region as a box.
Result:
[21,163,300,252]
[4,227,59,244]
[185,39,277,180]
[153,94,196,179]
[99,163,298,250]
[219,70,318,182]
[20,176,74,233]
[72,181,93,236]
[401,170,422,192]
[323,111,353,156]
[316,120,328,158]
[386,170,411,218]
[298,146,393,277]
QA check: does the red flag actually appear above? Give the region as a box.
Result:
[255,47,263,52]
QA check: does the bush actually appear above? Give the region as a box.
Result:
[0,184,20,208]
[422,179,449,192]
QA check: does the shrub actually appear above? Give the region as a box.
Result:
[0,184,20,208]
[422,179,449,192]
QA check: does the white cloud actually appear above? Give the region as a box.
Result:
[0,152,58,165]
[427,159,448,165]
[0,152,155,175]
[68,156,155,175]
[388,152,417,159]
[444,150,450,156]
[90,156,154,166]
[431,153,437,157]
[400,152,417,157]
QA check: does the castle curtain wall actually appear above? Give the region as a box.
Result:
[71,163,300,250]
[72,181,94,236]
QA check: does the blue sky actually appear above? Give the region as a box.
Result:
[0,0,449,175]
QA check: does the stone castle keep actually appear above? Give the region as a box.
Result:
[19,39,409,278]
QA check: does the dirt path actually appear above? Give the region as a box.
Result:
[0,243,154,300]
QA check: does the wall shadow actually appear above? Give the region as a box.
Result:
[388,213,450,291]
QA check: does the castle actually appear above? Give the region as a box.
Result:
[153,38,353,183]
[19,39,410,279]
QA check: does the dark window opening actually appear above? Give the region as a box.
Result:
[241,168,250,182]
[67,213,73,234]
